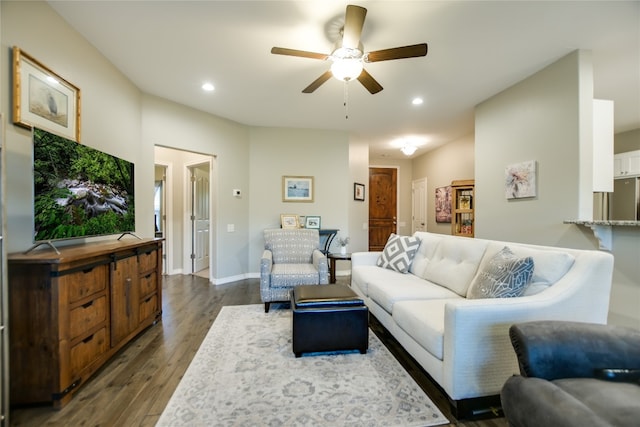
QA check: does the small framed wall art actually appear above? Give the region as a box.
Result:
[282,176,314,202]
[280,214,299,229]
[12,47,81,142]
[304,216,321,229]
[354,182,365,201]
[505,160,537,199]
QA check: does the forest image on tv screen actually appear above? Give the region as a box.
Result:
[33,128,135,242]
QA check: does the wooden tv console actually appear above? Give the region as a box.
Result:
[8,238,163,409]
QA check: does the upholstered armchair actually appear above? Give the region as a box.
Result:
[260,228,329,312]
[501,321,640,427]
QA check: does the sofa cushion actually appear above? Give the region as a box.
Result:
[467,246,534,299]
[480,243,575,296]
[367,275,460,314]
[393,299,454,360]
[376,234,421,273]
[409,232,444,277]
[421,237,489,296]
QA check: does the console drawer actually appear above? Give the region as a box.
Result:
[63,264,109,303]
[69,296,107,341]
[138,248,157,272]
[139,271,157,297]
[139,294,158,323]
[70,327,108,377]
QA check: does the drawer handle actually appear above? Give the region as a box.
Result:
[144,273,152,279]
[81,300,94,309]
[145,296,153,303]
[82,334,94,344]
[82,267,94,274]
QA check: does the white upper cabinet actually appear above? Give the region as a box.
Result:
[614,150,640,178]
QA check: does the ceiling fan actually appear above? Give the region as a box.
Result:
[271,4,428,94]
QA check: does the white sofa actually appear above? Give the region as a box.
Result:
[351,231,614,417]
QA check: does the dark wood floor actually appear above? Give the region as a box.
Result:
[10,274,508,427]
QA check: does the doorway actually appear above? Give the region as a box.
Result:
[412,178,428,233]
[154,146,215,279]
[189,163,210,275]
[368,167,398,251]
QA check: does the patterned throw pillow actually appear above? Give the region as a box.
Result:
[467,246,534,299]
[376,234,421,273]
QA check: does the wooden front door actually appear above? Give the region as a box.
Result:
[369,167,397,251]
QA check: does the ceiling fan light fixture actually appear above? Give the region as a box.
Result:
[331,58,363,81]
[330,46,364,81]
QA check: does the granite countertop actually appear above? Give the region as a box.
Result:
[564,220,640,227]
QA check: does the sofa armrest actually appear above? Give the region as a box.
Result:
[351,251,381,267]
[509,321,640,381]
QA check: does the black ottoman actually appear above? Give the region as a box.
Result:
[291,284,368,357]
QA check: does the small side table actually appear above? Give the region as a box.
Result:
[328,252,352,284]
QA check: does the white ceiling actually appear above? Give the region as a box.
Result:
[48,1,639,159]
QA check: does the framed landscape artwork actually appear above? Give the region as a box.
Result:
[12,47,81,142]
[280,214,299,229]
[305,216,321,229]
[282,176,314,202]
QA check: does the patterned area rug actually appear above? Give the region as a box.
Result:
[157,304,449,426]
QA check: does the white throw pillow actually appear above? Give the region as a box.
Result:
[376,234,421,273]
[467,246,534,299]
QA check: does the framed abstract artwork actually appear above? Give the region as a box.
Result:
[354,182,365,201]
[505,160,537,199]
[435,185,452,223]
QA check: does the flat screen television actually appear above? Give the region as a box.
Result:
[32,127,135,244]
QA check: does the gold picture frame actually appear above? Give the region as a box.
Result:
[13,46,81,142]
[282,175,314,202]
[280,214,300,229]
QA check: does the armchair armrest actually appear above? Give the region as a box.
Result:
[312,249,329,284]
[510,321,640,381]
[260,249,273,290]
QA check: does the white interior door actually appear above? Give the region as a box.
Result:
[412,178,427,233]
[191,164,210,273]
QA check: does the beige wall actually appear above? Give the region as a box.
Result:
[475,50,639,329]
[248,127,351,271]
[1,1,147,253]
[412,134,475,234]
[615,128,640,153]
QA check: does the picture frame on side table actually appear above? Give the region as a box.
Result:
[354,182,365,201]
[12,47,81,142]
[305,216,321,229]
[283,176,314,202]
[280,214,300,229]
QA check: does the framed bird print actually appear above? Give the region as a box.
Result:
[12,46,81,142]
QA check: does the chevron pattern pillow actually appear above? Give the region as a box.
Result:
[376,234,421,273]
[467,246,534,299]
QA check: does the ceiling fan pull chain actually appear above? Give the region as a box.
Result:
[344,81,349,119]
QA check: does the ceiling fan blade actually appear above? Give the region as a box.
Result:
[271,47,328,60]
[302,70,333,93]
[357,69,383,94]
[342,5,367,50]
[365,43,428,62]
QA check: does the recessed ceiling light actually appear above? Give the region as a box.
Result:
[202,82,215,92]
[412,97,423,105]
